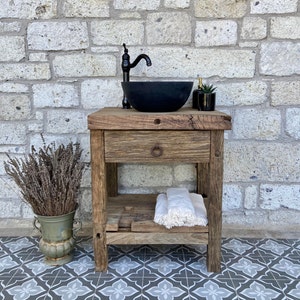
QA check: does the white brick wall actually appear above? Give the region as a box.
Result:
[0,0,299,231]
[250,0,298,14]
[271,81,300,106]
[260,42,300,76]
[114,0,160,10]
[52,54,116,77]
[0,36,25,61]
[165,0,190,9]
[147,12,192,45]
[233,108,281,140]
[195,20,237,46]
[33,83,79,108]
[224,142,300,182]
[195,0,247,18]
[0,95,31,121]
[241,17,267,40]
[128,47,255,78]
[270,17,300,39]
[81,79,123,109]
[0,63,51,80]
[91,20,144,45]
[0,0,57,19]
[62,0,110,17]
[286,108,300,139]
[27,21,89,50]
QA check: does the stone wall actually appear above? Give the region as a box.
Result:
[0,0,299,232]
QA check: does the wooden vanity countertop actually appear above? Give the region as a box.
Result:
[88,107,232,131]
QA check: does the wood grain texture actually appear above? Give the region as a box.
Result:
[105,131,210,163]
[88,107,231,131]
[197,162,210,196]
[106,163,118,196]
[90,130,108,271]
[88,108,231,273]
[131,220,208,233]
[107,232,208,245]
[207,130,224,273]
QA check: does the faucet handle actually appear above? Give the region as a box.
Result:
[122,43,130,71]
[123,43,128,53]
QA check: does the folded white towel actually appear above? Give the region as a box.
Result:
[166,188,196,227]
[186,193,208,226]
[153,188,208,229]
[154,193,168,225]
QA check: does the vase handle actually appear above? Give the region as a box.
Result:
[73,218,82,238]
[33,217,41,233]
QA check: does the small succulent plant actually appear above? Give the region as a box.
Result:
[200,84,217,94]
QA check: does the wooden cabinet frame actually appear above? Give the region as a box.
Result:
[88,108,231,272]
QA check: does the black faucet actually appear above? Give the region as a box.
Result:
[121,43,152,108]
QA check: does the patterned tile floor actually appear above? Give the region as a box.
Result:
[0,236,299,300]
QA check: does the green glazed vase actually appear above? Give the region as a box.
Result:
[34,210,81,266]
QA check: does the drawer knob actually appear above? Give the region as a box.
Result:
[151,144,163,157]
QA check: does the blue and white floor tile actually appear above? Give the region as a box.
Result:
[0,237,299,299]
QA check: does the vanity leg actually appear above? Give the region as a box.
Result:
[107,163,118,197]
[90,130,108,271]
[207,130,224,273]
[197,162,209,197]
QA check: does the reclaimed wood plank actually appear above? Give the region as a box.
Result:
[207,130,224,273]
[106,206,123,231]
[131,220,208,233]
[197,162,210,197]
[90,130,108,271]
[105,131,210,163]
[107,232,208,245]
[106,163,118,197]
[88,107,232,131]
[88,108,231,273]
[106,194,209,234]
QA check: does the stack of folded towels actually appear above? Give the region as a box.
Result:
[154,187,208,229]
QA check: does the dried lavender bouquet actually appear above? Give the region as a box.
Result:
[4,140,84,216]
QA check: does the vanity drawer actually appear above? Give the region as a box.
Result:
[104,131,210,162]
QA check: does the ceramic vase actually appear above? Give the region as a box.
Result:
[198,93,216,111]
[33,210,81,265]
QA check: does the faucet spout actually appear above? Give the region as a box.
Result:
[121,44,152,109]
[130,54,152,69]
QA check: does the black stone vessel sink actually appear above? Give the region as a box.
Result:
[121,81,193,112]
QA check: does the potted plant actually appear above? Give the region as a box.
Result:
[4,138,85,265]
[193,82,217,111]
[198,83,217,111]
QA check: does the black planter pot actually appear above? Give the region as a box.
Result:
[198,93,216,111]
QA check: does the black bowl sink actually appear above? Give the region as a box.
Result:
[121,81,193,112]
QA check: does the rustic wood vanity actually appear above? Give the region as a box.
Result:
[88,107,231,272]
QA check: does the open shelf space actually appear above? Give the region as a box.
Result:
[106,194,209,234]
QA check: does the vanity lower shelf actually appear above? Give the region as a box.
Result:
[106,194,209,245]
